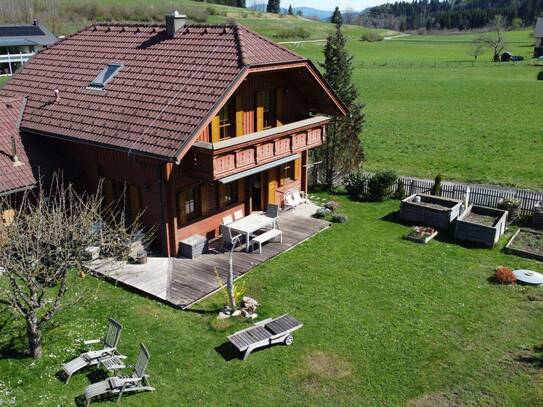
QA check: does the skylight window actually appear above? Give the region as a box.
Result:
[88,63,123,90]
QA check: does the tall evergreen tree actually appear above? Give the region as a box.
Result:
[236,0,246,8]
[288,4,294,15]
[266,0,280,14]
[331,6,343,26]
[313,19,365,189]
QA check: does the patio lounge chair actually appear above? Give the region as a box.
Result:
[227,314,303,360]
[62,318,124,383]
[84,343,155,406]
[284,190,308,210]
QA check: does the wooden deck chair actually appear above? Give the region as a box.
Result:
[228,314,303,360]
[62,318,125,383]
[84,343,155,406]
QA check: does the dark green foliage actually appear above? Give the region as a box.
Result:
[331,213,348,223]
[367,171,398,201]
[266,0,281,14]
[288,5,293,15]
[236,0,246,8]
[431,173,443,196]
[393,178,406,200]
[361,32,383,42]
[537,71,543,81]
[312,23,365,190]
[344,170,368,200]
[273,27,310,39]
[331,6,343,27]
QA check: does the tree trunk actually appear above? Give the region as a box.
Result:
[227,249,236,310]
[26,316,42,359]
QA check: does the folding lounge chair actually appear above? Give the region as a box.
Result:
[85,343,155,406]
[227,314,303,360]
[62,318,125,383]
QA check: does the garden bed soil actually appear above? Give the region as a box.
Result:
[454,205,507,247]
[400,194,463,230]
[505,228,543,262]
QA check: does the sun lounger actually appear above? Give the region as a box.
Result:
[84,343,155,406]
[62,318,124,383]
[227,314,302,360]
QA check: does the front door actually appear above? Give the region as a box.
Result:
[248,174,262,212]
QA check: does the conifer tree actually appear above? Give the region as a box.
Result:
[331,6,343,26]
[266,0,280,14]
[288,4,293,15]
[314,17,365,189]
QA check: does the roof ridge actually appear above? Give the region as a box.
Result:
[236,25,304,63]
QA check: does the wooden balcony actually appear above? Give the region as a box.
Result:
[187,116,329,180]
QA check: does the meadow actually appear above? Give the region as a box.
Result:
[1,197,543,406]
[286,30,543,190]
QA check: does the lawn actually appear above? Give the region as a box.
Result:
[2,197,543,406]
[286,31,543,190]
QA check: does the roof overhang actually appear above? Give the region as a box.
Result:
[219,153,300,184]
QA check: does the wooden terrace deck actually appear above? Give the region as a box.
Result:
[89,203,329,308]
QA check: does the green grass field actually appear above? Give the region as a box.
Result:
[2,197,543,406]
[286,30,543,190]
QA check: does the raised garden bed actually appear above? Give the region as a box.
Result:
[454,205,508,247]
[403,226,438,244]
[400,194,463,230]
[505,228,543,262]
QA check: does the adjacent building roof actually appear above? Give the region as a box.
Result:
[0,23,345,162]
[536,18,543,38]
[0,21,57,47]
[0,96,73,195]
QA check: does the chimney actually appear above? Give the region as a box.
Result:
[11,135,22,167]
[165,10,186,38]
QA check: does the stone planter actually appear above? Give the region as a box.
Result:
[454,205,508,247]
[400,194,463,230]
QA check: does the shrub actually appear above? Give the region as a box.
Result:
[344,170,367,200]
[324,201,340,211]
[393,179,406,200]
[361,32,383,42]
[273,27,310,39]
[313,208,330,219]
[367,171,398,202]
[431,173,443,196]
[494,266,516,284]
[331,213,348,223]
[498,197,521,223]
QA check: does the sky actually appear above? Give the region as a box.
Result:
[285,0,385,11]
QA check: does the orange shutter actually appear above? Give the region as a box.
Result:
[256,91,265,131]
[276,88,283,126]
[128,185,141,221]
[267,168,277,204]
[238,179,245,203]
[294,158,302,180]
[177,191,187,226]
[235,94,244,136]
[218,183,226,210]
[211,115,221,142]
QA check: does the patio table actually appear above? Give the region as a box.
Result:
[228,212,277,252]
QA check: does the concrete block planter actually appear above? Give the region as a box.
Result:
[505,228,543,262]
[454,205,508,247]
[400,194,463,230]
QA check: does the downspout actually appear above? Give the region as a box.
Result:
[157,165,168,257]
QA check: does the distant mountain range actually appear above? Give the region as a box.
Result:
[248,4,361,21]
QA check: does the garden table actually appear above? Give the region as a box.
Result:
[228,212,277,252]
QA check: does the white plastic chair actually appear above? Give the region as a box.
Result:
[222,215,233,225]
[233,210,244,221]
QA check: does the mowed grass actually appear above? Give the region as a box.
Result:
[2,197,543,406]
[287,31,543,189]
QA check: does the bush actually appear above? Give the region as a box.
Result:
[494,266,516,284]
[393,179,406,200]
[324,201,340,211]
[313,208,330,219]
[361,32,383,42]
[431,173,443,196]
[331,213,348,223]
[367,171,398,202]
[498,197,521,223]
[273,27,310,40]
[344,170,367,200]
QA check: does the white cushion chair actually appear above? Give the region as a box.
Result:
[222,215,233,225]
[283,189,308,210]
[233,210,244,221]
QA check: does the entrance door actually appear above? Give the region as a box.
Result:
[248,174,262,212]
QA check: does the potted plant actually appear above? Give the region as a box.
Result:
[497,197,521,224]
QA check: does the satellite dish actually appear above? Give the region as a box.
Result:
[513,269,543,285]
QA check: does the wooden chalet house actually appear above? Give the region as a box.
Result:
[0,12,347,256]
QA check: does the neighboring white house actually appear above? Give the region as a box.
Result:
[535,17,543,58]
[0,21,57,75]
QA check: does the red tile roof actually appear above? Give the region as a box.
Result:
[0,24,306,161]
[0,96,75,195]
